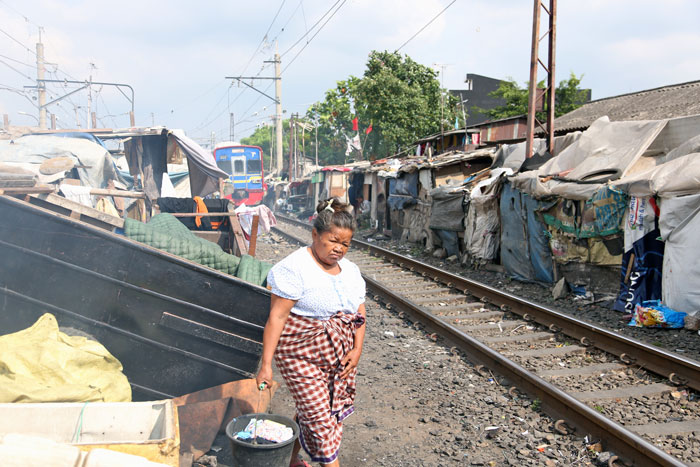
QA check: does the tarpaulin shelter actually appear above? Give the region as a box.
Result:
[499,182,554,283]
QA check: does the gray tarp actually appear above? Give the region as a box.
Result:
[659,195,700,314]
[429,185,465,231]
[169,129,229,197]
[491,132,582,171]
[511,117,667,200]
[612,153,700,198]
[0,135,123,188]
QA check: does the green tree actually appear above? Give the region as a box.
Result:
[306,51,459,161]
[480,72,587,121]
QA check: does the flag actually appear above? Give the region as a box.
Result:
[352,117,358,132]
[345,133,361,155]
[365,123,373,135]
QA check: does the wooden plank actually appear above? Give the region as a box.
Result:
[248,215,259,257]
[229,215,248,256]
[169,213,240,217]
[89,188,145,199]
[32,193,124,229]
[0,186,55,195]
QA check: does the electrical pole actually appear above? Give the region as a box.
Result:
[525,0,557,158]
[274,44,283,176]
[36,37,46,129]
[225,46,282,176]
[230,113,234,141]
[86,72,92,129]
[288,113,295,182]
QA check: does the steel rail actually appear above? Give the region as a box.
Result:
[273,216,692,466]
[277,215,700,392]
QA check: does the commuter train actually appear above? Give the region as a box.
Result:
[214,143,266,206]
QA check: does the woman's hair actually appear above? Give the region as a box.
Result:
[313,197,356,233]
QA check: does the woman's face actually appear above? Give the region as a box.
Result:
[311,226,353,267]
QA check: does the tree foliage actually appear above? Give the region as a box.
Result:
[480,72,588,121]
[306,51,460,163]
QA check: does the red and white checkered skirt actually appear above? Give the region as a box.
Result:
[275,311,365,464]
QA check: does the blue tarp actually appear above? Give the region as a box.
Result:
[500,182,554,283]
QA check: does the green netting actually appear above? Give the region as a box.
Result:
[124,213,270,286]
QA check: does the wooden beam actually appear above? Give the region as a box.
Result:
[248,215,259,257]
[89,188,145,199]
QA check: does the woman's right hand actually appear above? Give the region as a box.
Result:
[256,364,273,389]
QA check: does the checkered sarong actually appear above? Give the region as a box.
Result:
[275,311,365,464]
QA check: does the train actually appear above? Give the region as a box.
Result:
[214,143,266,206]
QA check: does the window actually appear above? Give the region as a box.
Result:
[234,159,244,174]
[246,159,262,174]
[216,160,233,174]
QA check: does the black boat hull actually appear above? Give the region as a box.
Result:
[0,195,271,400]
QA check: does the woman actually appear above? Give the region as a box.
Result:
[256,198,366,467]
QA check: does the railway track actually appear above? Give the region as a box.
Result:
[273,215,700,467]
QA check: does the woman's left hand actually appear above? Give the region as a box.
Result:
[339,347,362,379]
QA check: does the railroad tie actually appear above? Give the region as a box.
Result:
[536,362,626,378]
[410,294,466,305]
[425,302,485,314]
[395,286,452,294]
[458,321,527,332]
[446,311,504,322]
[570,383,674,402]
[480,332,553,344]
[507,345,586,358]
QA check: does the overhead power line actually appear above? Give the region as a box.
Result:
[0,52,32,68]
[0,26,37,56]
[281,0,343,57]
[282,0,346,73]
[0,57,33,80]
[395,0,456,53]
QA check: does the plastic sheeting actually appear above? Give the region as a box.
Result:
[429,185,465,231]
[500,182,554,283]
[0,134,124,188]
[659,194,700,314]
[611,152,700,198]
[511,117,667,200]
[464,194,500,261]
[169,129,229,197]
[0,313,131,403]
[490,132,582,171]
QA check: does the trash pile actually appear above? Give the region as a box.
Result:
[233,418,294,445]
[628,300,686,329]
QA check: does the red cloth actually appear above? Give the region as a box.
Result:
[365,123,373,135]
[351,117,359,132]
[275,312,365,464]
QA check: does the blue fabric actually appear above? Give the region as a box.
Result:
[613,227,664,313]
[499,182,554,283]
[393,171,418,197]
[387,195,417,211]
[435,229,460,257]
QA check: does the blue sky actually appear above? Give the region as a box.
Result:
[1,0,699,146]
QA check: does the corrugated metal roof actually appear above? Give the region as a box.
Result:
[552,80,700,133]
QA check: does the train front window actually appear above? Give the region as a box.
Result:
[246,159,262,173]
[216,160,233,174]
[234,159,245,174]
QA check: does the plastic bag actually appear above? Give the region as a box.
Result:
[628,300,686,328]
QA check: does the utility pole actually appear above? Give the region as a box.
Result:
[226,42,282,175]
[36,36,46,129]
[434,63,449,152]
[288,113,295,182]
[86,69,93,129]
[525,0,557,158]
[274,44,283,177]
[229,113,234,141]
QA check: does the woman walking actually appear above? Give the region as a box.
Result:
[257,198,367,467]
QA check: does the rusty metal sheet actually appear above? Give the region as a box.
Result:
[177,399,230,462]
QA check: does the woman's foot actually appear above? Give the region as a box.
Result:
[289,456,312,467]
